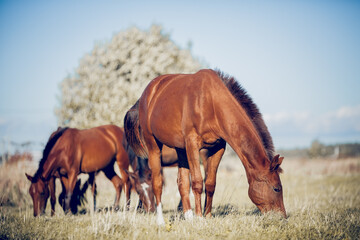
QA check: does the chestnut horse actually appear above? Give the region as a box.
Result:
[124,69,285,225]
[26,125,131,216]
[124,140,209,213]
[26,127,94,216]
[26,169,88,216]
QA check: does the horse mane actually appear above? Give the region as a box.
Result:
[33,127,69,181]
[215,70,275,161]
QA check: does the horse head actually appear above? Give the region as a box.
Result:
[247,155,286,217]
[25,173,50,217]
[127,169,155,213]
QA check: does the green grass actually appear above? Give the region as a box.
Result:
[1,157,359,239]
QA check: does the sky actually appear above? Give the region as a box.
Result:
[0,0,359,152]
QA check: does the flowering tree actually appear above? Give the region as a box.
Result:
[56,25,202,128]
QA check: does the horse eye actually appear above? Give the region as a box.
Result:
[273,187,281,193]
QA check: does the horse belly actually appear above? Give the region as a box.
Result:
[79,140,115,173]
[80,156,113,173]
[161,146,178,165]
[150,111,185,149]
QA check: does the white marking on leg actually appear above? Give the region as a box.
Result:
[184,210,194,220]
[156,203,165,225]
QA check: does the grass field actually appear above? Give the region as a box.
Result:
[1,153,359,239]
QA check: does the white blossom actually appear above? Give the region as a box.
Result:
[56,25,202,128]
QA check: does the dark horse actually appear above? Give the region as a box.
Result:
[124,141,209,213]
[124,69,285,225]
[26,125,131,216]
[123,138,181,213]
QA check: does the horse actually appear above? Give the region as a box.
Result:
[124,140,209,213]
[25,125,131,216]
[123,140,178,213]
[25,169,87,216]
[124,69,286,225]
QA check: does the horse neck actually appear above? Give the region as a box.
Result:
[36,126,68,182]
[40,155,59,181]
[219,106,269,177]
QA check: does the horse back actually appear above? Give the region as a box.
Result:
[74,125,127,172]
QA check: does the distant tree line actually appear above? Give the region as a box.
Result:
[278,140,360,159]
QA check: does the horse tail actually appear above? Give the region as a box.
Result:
[33,127,69,181]
[124,100,148,158]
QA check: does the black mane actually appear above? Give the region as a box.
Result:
[215,70,275,160]
[33,127,68,181]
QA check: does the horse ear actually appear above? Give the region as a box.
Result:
[25,173,33,182]
[270,154,283,172]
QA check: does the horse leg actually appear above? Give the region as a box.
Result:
[184,133,203,218]
[87,173,96,212]
[204,141,226,217]
[200,149,209,182]
[176,149,209,212]
[64,171,78,214]
[137,199,144,211]
[102,164,123,211]
[176,198,184,212]
[122,169,131,210]
[49,176,56,216]
[116,152,131,210]
[146,139,164,225]
[176,149,192,217]
[59,176,68,212]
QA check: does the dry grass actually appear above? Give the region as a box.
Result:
[1,155,359,239]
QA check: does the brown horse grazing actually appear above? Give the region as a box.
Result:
[124,141,208,213]
[26,170,89,216]
[123,137,155,213]
[124,141,182,212]
[124,69,285,225]
[25,125,131,216]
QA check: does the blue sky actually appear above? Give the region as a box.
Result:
[0,0,359,151]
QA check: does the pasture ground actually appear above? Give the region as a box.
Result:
[1,153,359,239]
